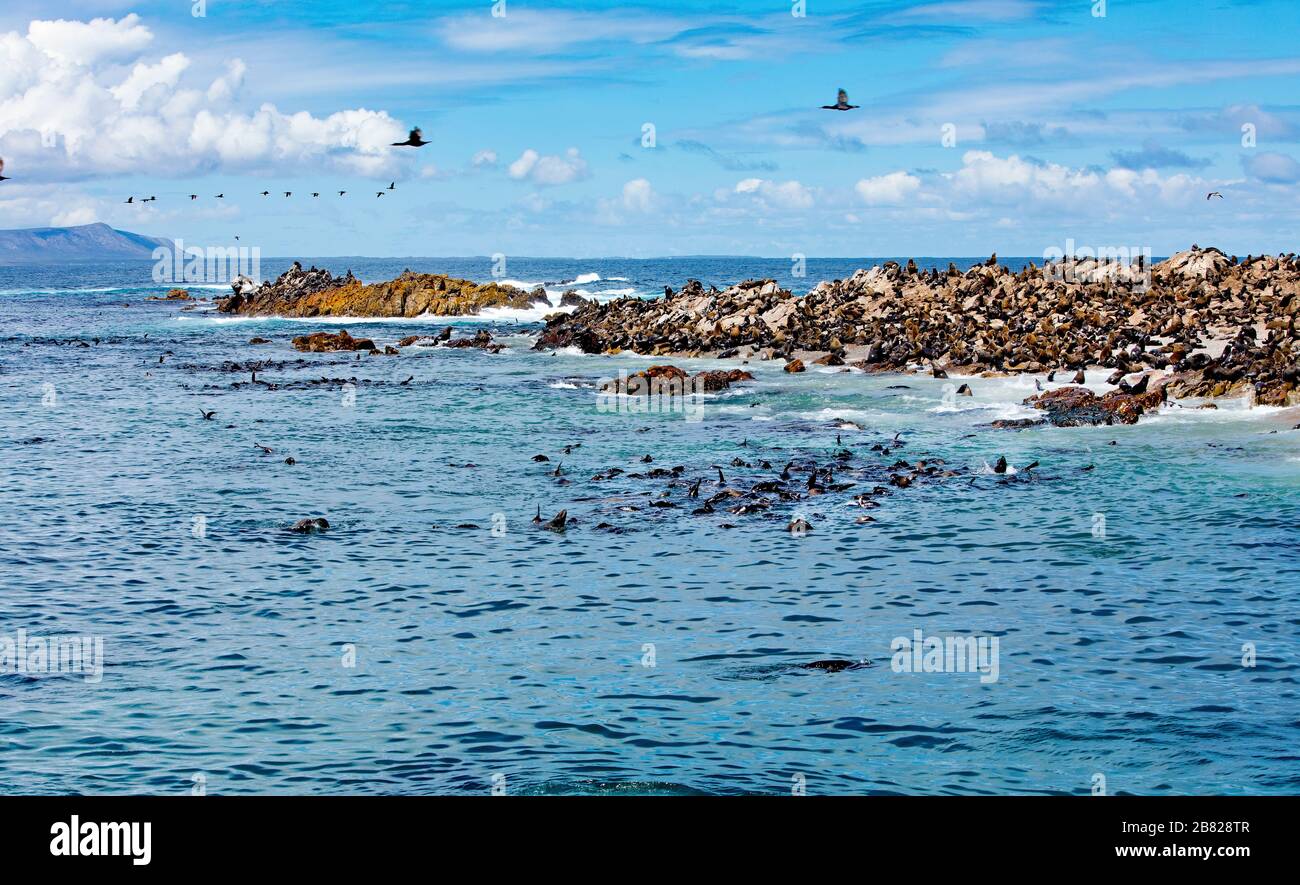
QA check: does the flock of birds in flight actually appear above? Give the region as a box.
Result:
[0,117,1231,203]
[0,128,428,204]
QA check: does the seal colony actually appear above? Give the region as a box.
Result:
[215,247,1300,418]
[537,246,1300,411]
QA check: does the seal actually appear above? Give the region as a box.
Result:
[800,659,868,673]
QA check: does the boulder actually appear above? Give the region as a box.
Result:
[291,329,377,353]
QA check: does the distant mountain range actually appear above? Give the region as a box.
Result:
[0,223,172,263]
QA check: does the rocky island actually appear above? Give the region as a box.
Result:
[538,246,1300,408]
[218,262,550,317]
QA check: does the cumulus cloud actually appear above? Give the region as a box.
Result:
[847,150,1215,218]
[27,14,153,66]
[855,171,922,205]
[621,178,655,212]
[732,177,814,210]
[472,149,498,167]
[507,147,589,185]
[0,14,407,180]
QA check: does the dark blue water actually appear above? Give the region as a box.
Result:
[2,258,1297,796]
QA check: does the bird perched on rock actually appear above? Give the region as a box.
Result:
[821,88,859,111]
[392,127,429,147]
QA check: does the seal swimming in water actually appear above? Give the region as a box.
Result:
[800,659,869,673]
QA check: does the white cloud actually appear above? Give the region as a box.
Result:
[847,150,1216,219]
[944,150,1211,207]
[472,149,498,167]
[732,177,814,210]
[507,147,589,185]
[622,178,655,212]
[51,205,97,226]
[855,171,921,205]
[111,52,190,110]
[0,14,408,180]
[27,14,153,66]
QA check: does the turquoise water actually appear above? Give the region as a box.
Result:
[2,258,1297,796]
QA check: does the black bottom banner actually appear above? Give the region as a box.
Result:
[0,795,1285,871]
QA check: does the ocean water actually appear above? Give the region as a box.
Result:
[2,257,1297,797]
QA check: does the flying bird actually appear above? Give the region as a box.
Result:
[392,127,429,147]
[124,196,135,204]
[0,157,9,181]
[821,89,859,111]
[311,192,320,197]
[215,193,224,199]
[190,194,198,200]
[260,191,270,196]
[337,191,346,196]
[1207,192,1224,200]
[200,409,217,420]
[376,191,385,198]
[387,182,395,190]
[145,196,156,202]
[284,192,292,197]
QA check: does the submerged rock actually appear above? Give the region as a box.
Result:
[147,288,192,301]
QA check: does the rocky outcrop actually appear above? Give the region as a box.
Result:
[147,288,192,301]
[601,364,754,395]
[217,262,549,318]
[535,247,1300,406]
[292,329,377,353]
[693,368,755,392]
[1024,385,1166,426]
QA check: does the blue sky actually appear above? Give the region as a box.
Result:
[0,0,1298,256]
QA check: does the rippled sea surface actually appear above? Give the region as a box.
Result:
[2,257,1297,796]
